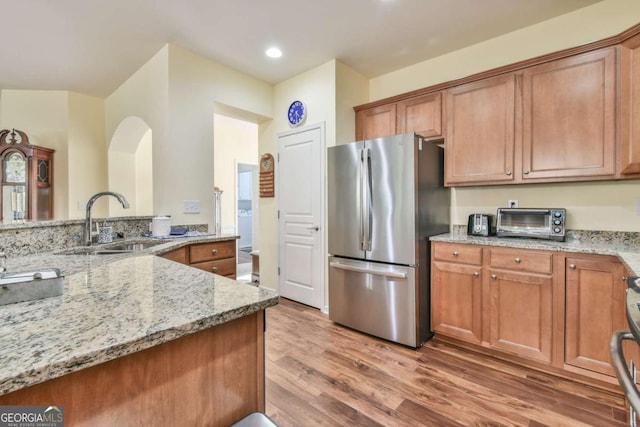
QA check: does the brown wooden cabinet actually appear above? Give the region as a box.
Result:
[396,92,442,139]
[431,242,483,344]
[355,92,443,141]
[160,239,237,279]
[432,241,630,382]
[355,104,396,140]
[521,47,617,181]
[444,73,516,185]
[443,47,616,186]
[486,247,555,363]
[564,254,626,377]
[620,34,640,176]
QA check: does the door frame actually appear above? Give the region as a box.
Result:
[276,121,327,312]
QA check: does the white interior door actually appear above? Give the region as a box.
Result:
[277,123,325,309]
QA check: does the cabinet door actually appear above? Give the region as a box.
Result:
[396,92,442,139]
[431,260,482,344]
[565,256,626,376]
[521,47,616,180]
[445,73,516,185]
[355,104,396,140]
[620,34,640,176]
[487,270,553,363]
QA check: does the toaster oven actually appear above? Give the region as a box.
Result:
[496,208,566,241]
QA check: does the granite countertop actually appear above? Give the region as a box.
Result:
[430,230,640,275]
[0,235,279,395]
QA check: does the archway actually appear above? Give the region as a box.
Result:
[108,116,153,216]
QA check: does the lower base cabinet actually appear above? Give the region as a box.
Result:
[161,239,237,279]
[564,255,626,376]
[487,270,553,363]
[431,241,626,383]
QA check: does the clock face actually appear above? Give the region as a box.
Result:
[261,157,272,170]
[287,100,306,126]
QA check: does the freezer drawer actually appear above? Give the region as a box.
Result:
[328,257,417,347]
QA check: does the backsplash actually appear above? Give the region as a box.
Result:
[449,224,640,246]
[0,217,208,256]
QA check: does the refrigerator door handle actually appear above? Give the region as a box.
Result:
[359,148,366,251]
[329,261,408,279]
[363,147,372,251]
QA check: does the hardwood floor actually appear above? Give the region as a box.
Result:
[265,298,628,427]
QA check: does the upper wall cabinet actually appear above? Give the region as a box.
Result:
[521,47,616,181]
[355,92,443,141]
[355,104,396,140]
[354,23,640,188]
[396,92,442,139]
[444,74,516,185]
[445,48,616,187]
[620,34,640,176]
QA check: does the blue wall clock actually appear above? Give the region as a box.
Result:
[287,100,306,127]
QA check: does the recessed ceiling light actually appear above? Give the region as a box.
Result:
[265,47,282,58]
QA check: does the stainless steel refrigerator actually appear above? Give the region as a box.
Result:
[327,132,449,347]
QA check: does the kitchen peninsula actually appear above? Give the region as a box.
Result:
[0,235,278,426]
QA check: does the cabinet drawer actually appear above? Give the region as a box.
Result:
[189,240,236,263]
[190,257,236,276]
[432,242,482,265]
[488,248,552,274]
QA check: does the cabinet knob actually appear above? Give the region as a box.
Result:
[212,249,218,255]
[569,264,576,270]
[623,276,628,281]
[453,251,459,256]
[514,257,521,263]
[212,266,218,272]
[491,274,497,280]
[473,272,479,277]
[523,170,530,175]
[506,170,512,176]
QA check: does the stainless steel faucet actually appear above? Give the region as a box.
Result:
[83,191,130,246]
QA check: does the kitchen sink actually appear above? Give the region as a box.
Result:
[55,240,166,255]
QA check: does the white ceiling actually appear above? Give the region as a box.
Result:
[0,0,601,98]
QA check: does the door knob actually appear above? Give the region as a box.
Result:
[307,226,319,231]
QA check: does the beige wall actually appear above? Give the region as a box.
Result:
[335,61,369,145]
[68,92,107,218]
[213,113,259,233]
[368,0,640,230]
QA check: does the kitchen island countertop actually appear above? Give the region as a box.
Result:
[0,235,279,396]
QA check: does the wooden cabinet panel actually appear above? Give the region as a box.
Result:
[190,240,236,264]
[432,241,482,265]
[444,74,516,185]
[396,92,442,138]
[620,34,640,176]
[190,257,237,277]
[431,259,482,344]
[565,256,626,376]
[521,47,616,180]
[487,269,553,363]
[487,248,552,275]
[355,104,396,140]
[160,247,187,264]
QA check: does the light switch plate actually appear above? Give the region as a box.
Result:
[183,200,200,214]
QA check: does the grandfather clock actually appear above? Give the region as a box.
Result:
[0,129,54,222]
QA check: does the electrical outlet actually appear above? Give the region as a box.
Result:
[636,198,640,216]
[78,201,87,211]
[183,200,200,214]
[508,199,519,208]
